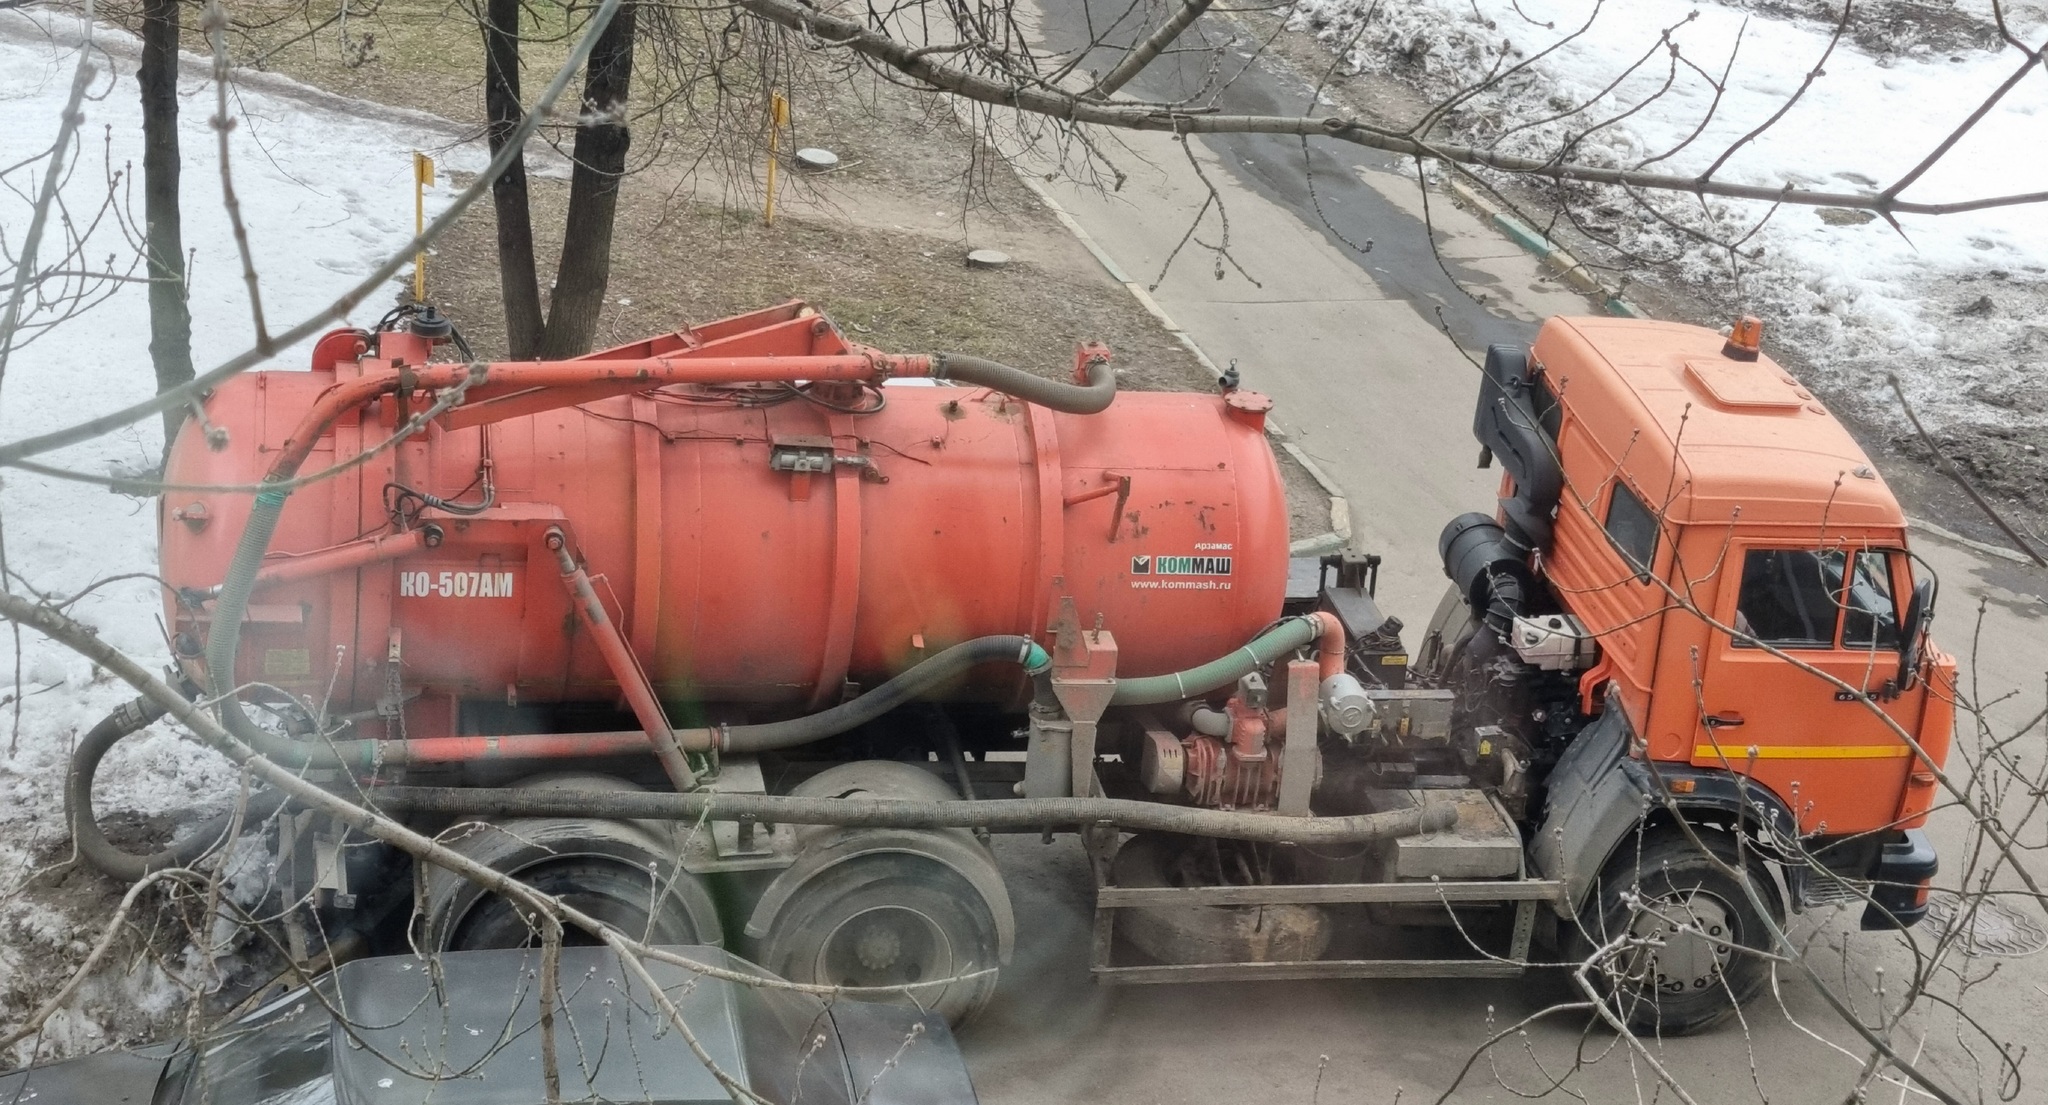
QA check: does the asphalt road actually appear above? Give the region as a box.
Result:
[954,3,2048,1103]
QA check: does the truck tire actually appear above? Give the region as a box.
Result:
[418,774,723,951]
[754,851,1002,1025]
[1572,829,1782,1036]
[748,761,1010,1026]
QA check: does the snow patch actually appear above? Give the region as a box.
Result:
[0,11,487,1063]
[1288,0,2048,473]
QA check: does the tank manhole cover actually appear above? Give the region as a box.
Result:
[1921,892,2048,957]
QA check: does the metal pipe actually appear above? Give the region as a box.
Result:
[253,529,429,589]
[370,785,1458,846]
[1309,610,1346,682]
[547,527,697,790]
[269,353,938,477]
[373,731,658,764]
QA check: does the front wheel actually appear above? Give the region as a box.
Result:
[1571,829,1783,1036]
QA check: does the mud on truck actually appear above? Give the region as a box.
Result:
[72,302,1951,1035]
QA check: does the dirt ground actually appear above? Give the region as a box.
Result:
[220,0,1198,386]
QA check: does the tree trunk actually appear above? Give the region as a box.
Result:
[481,0,544,359]
[139,0,194,447]
[536,1,638,359]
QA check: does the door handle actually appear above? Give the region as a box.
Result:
[1704,713,1745,730]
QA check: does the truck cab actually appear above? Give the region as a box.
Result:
[1447,315,1950,1005]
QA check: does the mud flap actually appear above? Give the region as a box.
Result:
[1529,710,1643,917]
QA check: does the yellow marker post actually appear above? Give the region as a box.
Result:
[412,152,435,302]
[764,93,789,227]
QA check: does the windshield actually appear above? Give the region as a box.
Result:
[172,988,337,1105]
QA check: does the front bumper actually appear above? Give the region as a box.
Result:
[1861,828,1938,931]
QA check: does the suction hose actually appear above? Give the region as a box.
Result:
[67,633,1051,877]
[934,353,1116,414]
[1111,613,1343,706]
[65,695,289,879]
[698,637,1051,754]
[371,784,1458,846]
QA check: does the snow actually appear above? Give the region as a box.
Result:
[0,9,484,1062]
[1287,0,2048,447]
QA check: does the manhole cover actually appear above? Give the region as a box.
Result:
[1921,891,2048,957]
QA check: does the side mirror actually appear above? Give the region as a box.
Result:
[1895,577,1935,693]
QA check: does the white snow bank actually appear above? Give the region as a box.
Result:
[1288,0,2048,443]
[0,10,484,1061]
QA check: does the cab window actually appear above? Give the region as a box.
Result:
[1842,550,1900,649]
[1603,483,1658,582]
[1733,549,1844,648]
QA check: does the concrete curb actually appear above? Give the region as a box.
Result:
[1282,443,1353,553]
[1015,173,1353,554]
[1907,516,2042,568]
[1445,174,1644,319]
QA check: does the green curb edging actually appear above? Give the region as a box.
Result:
[1450,176,1645,319]
[1490,211,1552,257]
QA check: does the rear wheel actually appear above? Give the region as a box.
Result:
[1572,829,1782,1036]
[751,760,1009,1026]
[418,775,722,951]
[755,852,1001,1024]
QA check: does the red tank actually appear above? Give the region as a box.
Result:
[159,303,1288,737]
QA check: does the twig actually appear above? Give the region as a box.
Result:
[1886,373,2045,567]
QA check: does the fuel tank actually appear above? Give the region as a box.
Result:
[159,305,1289,729]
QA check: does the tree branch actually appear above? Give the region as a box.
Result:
[734,0,2048,217]
[0,0,629,469]
[1084,0,1214,99]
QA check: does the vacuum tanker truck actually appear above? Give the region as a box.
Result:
[72,301,1951,1034]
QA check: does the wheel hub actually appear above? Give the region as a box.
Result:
[1624,888,1736,994]
[853,922,905,971]
[821,905,949,988]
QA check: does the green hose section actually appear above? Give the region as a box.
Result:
[1022,641,1050,672]
[1110,615,1321,706]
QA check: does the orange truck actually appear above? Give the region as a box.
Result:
[1414,314,1950,1030]
[84,303,1947,1037]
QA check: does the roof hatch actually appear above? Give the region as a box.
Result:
[1683,358,1806,411]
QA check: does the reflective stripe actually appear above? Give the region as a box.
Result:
[1708,742,1912,760]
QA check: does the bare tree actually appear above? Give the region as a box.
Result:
[137,0,194,444]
